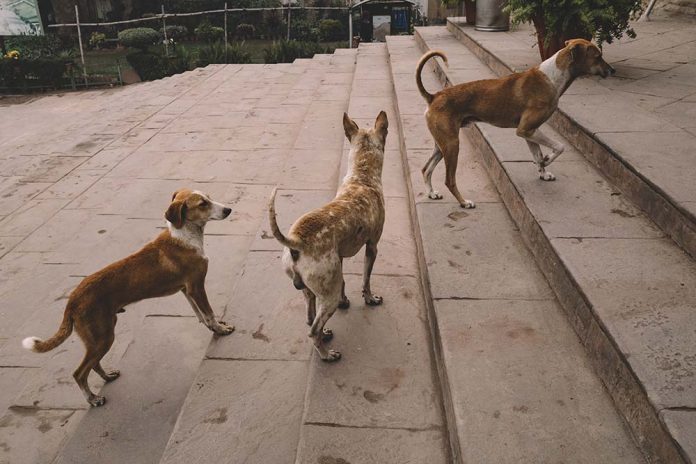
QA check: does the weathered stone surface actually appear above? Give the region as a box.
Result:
[552,237,696,408]
[417,202,554,300]
[504,160,665,239]
[205,251,313,361]
[295,424,448,464]
[0,408,84,464]
[55,316,211,464]
[435,298,645,463]
[304,274,441,429]
[661,410,696,461]
[159,359,307,464]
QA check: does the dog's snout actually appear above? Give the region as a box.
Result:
[223,207,232,218]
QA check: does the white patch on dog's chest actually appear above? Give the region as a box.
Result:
[538,51,570,100]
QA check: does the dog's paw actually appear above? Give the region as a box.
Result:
[428,191,443,200]
[364,294,383,306]
[322,350,342,362]
[540,172,556,181]
[338,296,350,310]
[213,321,235,335]
[322,328,334,342]
[461,200,476,209]
[104,370,120,382]
[88,394,106,407]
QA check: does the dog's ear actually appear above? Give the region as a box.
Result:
[343,112,359,141]
[565,41,583,61]
[374,110,388,141]
[171,189,182,201]
[165,200,187,229]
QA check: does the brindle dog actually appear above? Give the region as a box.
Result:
[269,111,388,361]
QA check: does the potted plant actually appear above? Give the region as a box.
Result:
[476,0,509,31]
[505,0,644,60]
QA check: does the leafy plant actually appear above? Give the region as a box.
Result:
[289,20,319,42]
[195,21,225,43]
[5,34,70,60]
[263,40,329,63]
[236,24,256,40]
[160,25,189,40]
[195,41,252,66]
[505,0,643,59]
[118,28,160,51]
[126,51,168,80]
[89,32,107,50]
[0,56,70,89]
[318,19,343,42]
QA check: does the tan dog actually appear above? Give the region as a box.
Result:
[22,189,235,407]
[416,39,615,208]
[268,112,388,362]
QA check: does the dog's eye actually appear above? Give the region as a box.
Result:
[199,200,209,207]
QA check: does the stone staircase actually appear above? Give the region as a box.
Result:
[409,22,696,464]
[1,28,692,464]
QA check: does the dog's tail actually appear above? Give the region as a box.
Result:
[22,310,73,353]
[416,50,448,104]
[268,188,302,254]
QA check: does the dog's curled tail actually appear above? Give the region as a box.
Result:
[22,310,73,353]
[268,188,302,254]
[416,50,448,104]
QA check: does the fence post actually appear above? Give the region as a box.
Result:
[348,5,353,48]
[74,5,88,87]
[287,6,291,40]
[224,2,228,63]
[161,4,169,57]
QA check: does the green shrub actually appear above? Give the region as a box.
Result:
[263,40,328,64]
[160,25,189,40]
[506,0,643,58]
[118,28,160,51]
[236,24,256,40]
[195,41,252,66]
[195,21,225,43]
[126,51,168,80]
[5,34,70,60]
[0,56,69,88]
[88,32,107,49]
[318,19,343,42]
[290,20,319,42]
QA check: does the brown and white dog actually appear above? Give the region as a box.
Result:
[268,112,388,362]
[416,39,615,208]
[22,189,235,407]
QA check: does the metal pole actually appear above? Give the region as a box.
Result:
[224,2,228,63]
[287,6,291,40]
[161,5,169,57]
[75,5,88,87]
[348,5,352,48]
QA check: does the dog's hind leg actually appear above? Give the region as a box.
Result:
[73,317,115,407]
[362,241,383,306]
[422,145,444,200]
[441,136,476,209]
[310,295,342,362]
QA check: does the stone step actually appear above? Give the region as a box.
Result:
[412,25,696,464]
[387,33,650,464]
[444,18,696,262]
[0,57,328,464]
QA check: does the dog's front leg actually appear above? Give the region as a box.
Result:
[525,141,555,181]
[185,284,234,335]
[362,242,383,306]
[518,126,564,181]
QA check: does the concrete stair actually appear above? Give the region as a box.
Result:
[445,18,696,261]
[409,24,696,464]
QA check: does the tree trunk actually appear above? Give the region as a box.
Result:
[532,14,592,60]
